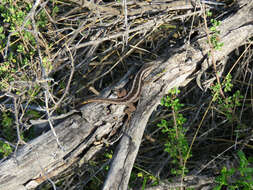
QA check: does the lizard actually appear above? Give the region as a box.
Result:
[76,64,154,113]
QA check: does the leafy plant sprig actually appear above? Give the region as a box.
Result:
[157,88,191,176]
[214,151,253,190]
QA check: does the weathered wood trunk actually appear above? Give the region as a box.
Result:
[0,0,252,189]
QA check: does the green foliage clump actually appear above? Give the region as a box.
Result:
[0,140,12,158]
[211,74,243,123]
[157,88,191,176]
[214,151,253,190]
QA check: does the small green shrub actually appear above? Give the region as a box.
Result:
[0,140,12,158]
[157,88,191,176]
[214,151,253,190]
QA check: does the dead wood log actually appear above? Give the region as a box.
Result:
[0,0,252,190]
